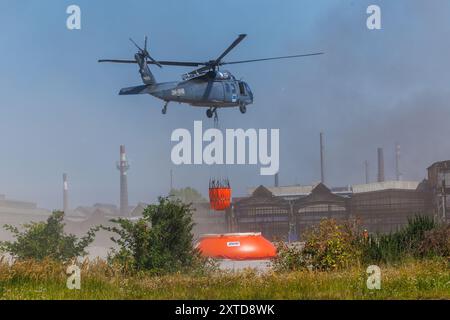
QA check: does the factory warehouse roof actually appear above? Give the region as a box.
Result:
[352,181,419,193]
[248,181,421,198]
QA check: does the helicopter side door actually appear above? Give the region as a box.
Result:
[223,81,238,104]
[183,80,223,103]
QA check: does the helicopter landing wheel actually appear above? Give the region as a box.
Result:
[206,109,213,118]
[239,105,247,114]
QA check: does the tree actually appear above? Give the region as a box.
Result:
[105,197,202,273]
[0,211,97,262]
[169,187,206,204]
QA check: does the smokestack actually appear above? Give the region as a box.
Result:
[63,173,69,214]
[364,161,369,184]
[395,143,402,181]
[377,148,385,182]
[117,145,130,216]
[274,172,279,187]
[320,132,325,184]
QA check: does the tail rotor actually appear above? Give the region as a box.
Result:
[130,36,162,68]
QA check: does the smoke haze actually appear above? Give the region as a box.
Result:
[0,0,449,209]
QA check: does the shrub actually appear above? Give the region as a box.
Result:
[0,211,97,262]
[104,197,204,274]
[362,215,437,264]
[302,219,363,271]
[418,224,450,258]
[272,219,363,272]
[272,241,306,272]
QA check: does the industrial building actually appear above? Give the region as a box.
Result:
[229,161,450,241]
[0,194,51,242]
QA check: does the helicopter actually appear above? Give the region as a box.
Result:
[99,34,323,119]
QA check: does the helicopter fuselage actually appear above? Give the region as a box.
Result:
[149,77,253,108]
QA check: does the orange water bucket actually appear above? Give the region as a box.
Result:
[196,233,277,260]
[209,187,232,211]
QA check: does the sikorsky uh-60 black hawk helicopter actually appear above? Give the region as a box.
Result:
[99,34,323,119]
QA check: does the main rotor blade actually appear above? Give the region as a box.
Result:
[153,60,205,67]
[147,55,163,68]
[221,52,324,65]
[129,38,142,51]
[98,59,136,63]
[98,59,205,67]
[215,34,247,64]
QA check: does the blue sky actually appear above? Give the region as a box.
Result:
[1,1,450,209]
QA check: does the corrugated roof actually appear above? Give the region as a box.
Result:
[352,181,419,193]
[247,181,421,197]
[247,185,314,197]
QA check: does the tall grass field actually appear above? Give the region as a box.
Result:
[0,258,448,300]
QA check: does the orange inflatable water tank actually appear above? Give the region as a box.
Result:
[197,233,277,260]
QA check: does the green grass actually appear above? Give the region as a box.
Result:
[0,258,449,299]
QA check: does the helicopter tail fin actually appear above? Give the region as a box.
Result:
[135,53,157,85]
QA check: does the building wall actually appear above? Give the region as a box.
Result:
[232,184,435,241]
[294,203,350,236]
[191,202,228,240]
[350,189,432,233]
[427,161,450,223]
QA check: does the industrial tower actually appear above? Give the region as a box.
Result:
[117,145,130,216]
[377,148,385,182]
[63,173,69,214]
[395,143,402,181]
[320,132,325,184]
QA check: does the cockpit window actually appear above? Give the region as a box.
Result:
[217,71,231,80]
[238,82,246,95]
[245,83,252,95]
[230,83,237,94]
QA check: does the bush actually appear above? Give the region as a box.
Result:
[273,219,363,272]
[362,215,437,264]
[272,241,306,272]
[302,219,363,271]
[104,197,205,274]
[0,211,97,262]
[418,224,450,258]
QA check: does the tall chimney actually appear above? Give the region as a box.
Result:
[395,143,402,181]
[377,147,385,182]
[364,161,369,184]
[320,132,325,184]
[274,172,279,187]
[63,173,69,214]
[117,145,130,216]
